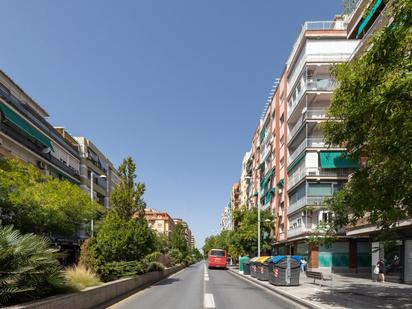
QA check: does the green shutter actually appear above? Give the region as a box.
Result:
[265,192,271,204]
[356,0,383,39]
[277,178,284,188]
[0,103,53,151]
[319,151,358,169]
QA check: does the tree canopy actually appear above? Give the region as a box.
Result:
[324,0,412,231]
[0,158,102,235]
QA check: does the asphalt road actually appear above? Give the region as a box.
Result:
[109,262,303,309]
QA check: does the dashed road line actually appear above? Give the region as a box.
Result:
[204,293,215,308]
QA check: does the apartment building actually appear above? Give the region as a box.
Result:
[237,15,361,271]
[0,70,81,184]
[230,183,241,211]
[239,151,252,208]
[220,205,233,232]
[74,136,120,208]
[173,218,193,247]
[144,208,176,237]
[342,0,412,284]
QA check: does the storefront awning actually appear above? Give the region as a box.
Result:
[0,103,53,151]
[319,151,358,169]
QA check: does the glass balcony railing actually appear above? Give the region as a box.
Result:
[287,196,326,215]
[288,137,326,163]
[288,79,335,119]
[288,109,327,144]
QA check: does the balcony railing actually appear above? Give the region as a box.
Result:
[260,145,270,163]
[287,196,327,215]
[288,138,326,163]
[287,225,309,238]
[288,109,328,143]
[288,163,307,189]
[288,79,335,119]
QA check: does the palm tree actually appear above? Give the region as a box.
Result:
[0,225,66,305]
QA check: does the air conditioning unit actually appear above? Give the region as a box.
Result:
[37,161,46,170]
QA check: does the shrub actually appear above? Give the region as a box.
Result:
[97,260,147,282]
[92,210,157,264]
[0,226,67,306]
[169,249,183,265]
[64,265,102,291]
[146,262,165,272]
[144,251,161,263]
[79,237,98,270]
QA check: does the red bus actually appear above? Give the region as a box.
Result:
[208,249,227,269]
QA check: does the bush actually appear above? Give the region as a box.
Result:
[97,260,147,282]
[144,251,161,263]
[79,237,97,270]
[169,249,183,265]
[91,210,157,264]
[146,262,165,272]
[64,265,101,291]
[0,226,68,306]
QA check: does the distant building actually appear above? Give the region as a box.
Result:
[230,183,240,211]
[74,136,119,208]
[220,206,233,232]
[239,151,252,208]
[173,218,192,247]
[144,208,176,237]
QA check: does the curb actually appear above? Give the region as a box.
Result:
[228,268,325,309]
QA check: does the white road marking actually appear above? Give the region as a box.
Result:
[204,293,215,308]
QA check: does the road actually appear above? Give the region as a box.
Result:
[109,262,303,309]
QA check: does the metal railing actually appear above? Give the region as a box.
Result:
[288,109,328,144]
[287,196,326,215]
[289,137,326,163]
[288,80,335,118]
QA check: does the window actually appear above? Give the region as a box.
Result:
[280,157,284,168]
[280,114,284,126]
[308,183,333,196]
[280,135,284,146]
[297,218,302,226]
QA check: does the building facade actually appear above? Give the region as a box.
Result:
[220,205,233,232]
[0,71,81,185]
[234,15,362,271]
[74,136,120,208]
[239,151,252,208]
[230,183,241,211]
[173,218,193,247]
[144,208,176,237]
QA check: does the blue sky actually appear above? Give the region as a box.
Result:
[0,0,342,248]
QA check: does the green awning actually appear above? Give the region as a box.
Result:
[260,128,266,143]
[0,103,53,151]
[270,188,277,194]
[319,151,358,169]
[260,169,274,188]
[356,0,383,39]
[253,192,259,197]
[264,192,271,204]
[287,151,305,173]
[277,179,284,189]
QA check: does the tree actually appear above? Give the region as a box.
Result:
[91,210,157,265]
[0,158,102,236]
[0,225,67,306]
[170,223,189,256]
[323,0,412,231]
[110,157,146,220]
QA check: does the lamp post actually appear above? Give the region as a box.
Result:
[90,171,106,236]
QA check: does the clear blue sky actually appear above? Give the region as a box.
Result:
[1,0,342,249]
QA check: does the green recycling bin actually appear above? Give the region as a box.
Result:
[239,256,249,273]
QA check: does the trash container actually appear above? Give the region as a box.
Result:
[268,255,301,286]
[239,256,249,273]
[256,256,271,281]
[250,257,259,278]
[244,261,251,275]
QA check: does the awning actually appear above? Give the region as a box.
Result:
[260,169,274,188]
[253,192,259,197]
[277,179,284,188]
[287,151,305,173]
[356,0,383,39]
[319,151,358,169]
[270,188,277,194]
[264,192,271,204]
[0,103,53,151]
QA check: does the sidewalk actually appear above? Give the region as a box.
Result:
[229,267,412,309]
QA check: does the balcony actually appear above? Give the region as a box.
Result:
[260,145,270,164]
[287,225,310,238]
[288,138,326,164]
[288,79,335,119]
[288,109,327,144]
[287,196,327,215]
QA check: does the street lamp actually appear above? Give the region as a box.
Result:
[90,171,106,236]
[245,176,262,257]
